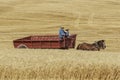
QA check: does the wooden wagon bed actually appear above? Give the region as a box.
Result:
[13,34,77,49]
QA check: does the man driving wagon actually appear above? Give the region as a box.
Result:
[59,27,70,49]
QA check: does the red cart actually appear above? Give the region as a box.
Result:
[13,34,77,49]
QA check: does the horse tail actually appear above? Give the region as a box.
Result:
[76,44,80,50]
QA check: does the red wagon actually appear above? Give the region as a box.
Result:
[13,34,77,49]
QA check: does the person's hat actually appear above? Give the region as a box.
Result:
[65,29,69,31]
[60,26,64,29]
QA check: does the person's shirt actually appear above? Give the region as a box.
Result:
[59,29,65,38]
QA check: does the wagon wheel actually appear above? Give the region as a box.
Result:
[17,44,28,49]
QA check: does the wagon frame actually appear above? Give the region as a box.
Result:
[13,34,77,49]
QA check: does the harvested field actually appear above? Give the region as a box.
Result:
[0,0,120,79]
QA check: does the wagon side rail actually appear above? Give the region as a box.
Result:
[13,34,77,49]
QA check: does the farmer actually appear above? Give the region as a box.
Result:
[65,29,70,38]
[59,27,66,40]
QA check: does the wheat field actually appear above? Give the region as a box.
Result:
[0,0,120,80]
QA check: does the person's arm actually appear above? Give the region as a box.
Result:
[61,30,65,36]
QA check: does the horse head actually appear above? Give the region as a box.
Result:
[97,40,106,49]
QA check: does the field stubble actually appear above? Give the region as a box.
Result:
[0,0,120,79]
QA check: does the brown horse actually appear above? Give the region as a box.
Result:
[76,42,100,51]
[76,40,106,51]
[96,40,106,49]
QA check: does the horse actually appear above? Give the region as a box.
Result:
[96,40,106,49]
[76,40,106,51]
[76,42,100,51]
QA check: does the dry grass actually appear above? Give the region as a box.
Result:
[0,49,119,80]
[0,0,120,79]
[0,64,119,80]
